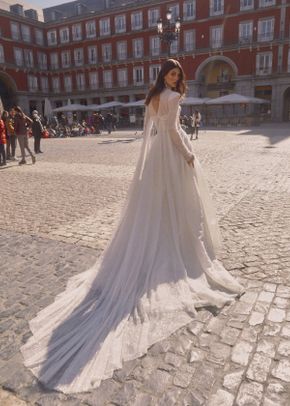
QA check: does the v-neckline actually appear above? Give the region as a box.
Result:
[151,92,162,116]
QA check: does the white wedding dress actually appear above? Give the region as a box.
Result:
[21,88,244,394]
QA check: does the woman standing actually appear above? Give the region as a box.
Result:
[0,110,7,166]
[14,106,35,165]
[21,59,244,394]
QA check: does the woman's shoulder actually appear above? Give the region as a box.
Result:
[163,88,180,99]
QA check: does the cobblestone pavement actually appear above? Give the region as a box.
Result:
[0,125,290,405]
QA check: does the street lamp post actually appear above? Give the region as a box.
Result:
[157,9,181,57]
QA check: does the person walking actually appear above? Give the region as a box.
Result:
[192,109,202,140]
[4,108,17,160]
[31,110,44,154]
[21,59,244,394]
[14,106,35,165]
[0,109,7,166]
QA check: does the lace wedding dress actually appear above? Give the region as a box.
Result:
[21,88,244,394]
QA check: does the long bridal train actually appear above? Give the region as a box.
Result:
[21,88,244,394]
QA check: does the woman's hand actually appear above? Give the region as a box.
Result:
[187,155,195,168]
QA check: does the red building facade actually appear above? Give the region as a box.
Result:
[0,0,290,120]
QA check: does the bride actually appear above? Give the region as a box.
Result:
[21,59,244,394]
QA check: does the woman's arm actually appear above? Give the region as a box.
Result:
[167,93,194,163]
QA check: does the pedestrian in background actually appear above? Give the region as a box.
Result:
[4,108,17,161]
[192,110,201,140]
[14,106,35,165]
[0,109,7,166]
[31,110,44,154]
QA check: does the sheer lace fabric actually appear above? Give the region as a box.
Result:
[21,88,244,393]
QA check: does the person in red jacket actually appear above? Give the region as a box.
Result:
[0,110,7,166]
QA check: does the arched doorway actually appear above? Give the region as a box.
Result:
[283,88,290,121]
[0,72,17,109]
[195,56,237,98]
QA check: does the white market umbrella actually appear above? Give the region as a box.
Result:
[181,97,207,106]
[205,93,267,105]
[122,99,146,108]
[95,101,124,110]
[86,104,100,111]
[53,103,88,112]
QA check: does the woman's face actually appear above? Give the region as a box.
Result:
[164,67,181,89]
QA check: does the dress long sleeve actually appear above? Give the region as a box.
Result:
[167,93,194,162]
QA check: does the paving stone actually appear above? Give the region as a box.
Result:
[236,381,263,406]
[272,359,290,382]
[223,369,244,391]
[188,349,206,363]
[143,370,173,395]
[246,353,272,383]
[231,341,253,366]
[249,311,265,326]
[257,339,276,358]
[173,371,192,389]
[267,308,286,323]
[187,321,204,336]
[207,389,234,406]
[277,340,290,356]
[220,326,240,346]
[258,291,275,303]
[263,323,282,336]
[280,324,290,338]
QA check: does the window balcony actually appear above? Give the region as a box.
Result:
[256,67,272,75]
[257,32,274,42]
[239,36,252,44]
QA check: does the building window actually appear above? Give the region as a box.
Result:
[117,68,128,87]
[148,8,160,27]
[133,38,143,58]
[86,21,96,38]
[100,18,110,36]
[35,29,44,45]
[117,41,127,60]
[102,43,112,62]
[288,49,290,72]
[210,26,223,48]
[37,52,47,70]
[47,30,57,45]
[88,46,97,64]
[28,75,38,92]
[50,52,58,69]
[11,22,20,40]
[64,75,72,92]
[256,52,272,75]
[40,77,49,92]
[131,11,143,30]
[133,66,144,85]
[89,72,98,89]
[24,49,34,67]
[76,73,85,90]
[184,30,195,51]
[103,70,112,88]
[21,25,31,42]
[14,48,23,66]
[150,36,160,56]
[239,21,253,43]
[258,18,274,41]
[0,45,4,63]
[52,77,60,93]
[170,39,179,54]
[72,24,82,41]
[74,48,84,66]
[61,51,71,68]
[259,0,275,7]
[183,1,196,21]
[149,64,161,83]
[210,0,224,16]
[115,15,126,33]
[170,4,180,21]
[240,0,254,10]
[60,27,69,43]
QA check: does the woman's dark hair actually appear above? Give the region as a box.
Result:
[1,110,8,120]
[14,105,25,117]
[145,59,186,106]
